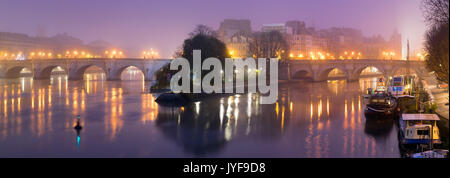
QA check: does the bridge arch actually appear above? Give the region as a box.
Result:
[317,66,348,81]
[392,67,418,76]
[113,65,146,81]
[72,64,107,80]
[5,66,32,78]
[35,65,68,79]
[291,69,313,81]
[349,65,384,81]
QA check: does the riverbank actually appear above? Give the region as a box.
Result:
[422,75,449,120]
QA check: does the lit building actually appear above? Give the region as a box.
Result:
[262,24,287,34]
[287,34,327,58]
[227,33,251,58]
[217,19,252,43]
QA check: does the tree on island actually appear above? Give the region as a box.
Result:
[152,24,229,89]
[422,0,449,84]
[248,31,289,62]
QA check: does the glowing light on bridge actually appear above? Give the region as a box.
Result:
[415,52,426,61]
[142,48,159,59]
[105,49,125,58]
[382,51,396,60]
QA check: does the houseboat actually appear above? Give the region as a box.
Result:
[388,76,407,96]
[399,114,441,145]
[364,91,397,119]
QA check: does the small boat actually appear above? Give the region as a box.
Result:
[409,149,448,158]
[399,114,441,145]
[149,88,171,93]
[155,92,190,107]
[364,91,397,119]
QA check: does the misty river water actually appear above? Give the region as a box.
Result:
[0,74,401,158]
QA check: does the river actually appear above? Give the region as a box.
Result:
[0,74,401,158]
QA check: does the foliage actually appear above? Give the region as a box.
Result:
[152,63,176,89]
[182,33,229,66]
[152,24,229,89]
[188,24,217,38]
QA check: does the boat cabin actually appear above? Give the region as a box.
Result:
[389,76,406,95]
[400,114,441,144]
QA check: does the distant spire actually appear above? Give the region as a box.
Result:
[406,38,410,61]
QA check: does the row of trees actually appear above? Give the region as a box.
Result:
[422,0,449,84]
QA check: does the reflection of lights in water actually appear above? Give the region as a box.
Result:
[105,87,124,140]
[225,125,232,141]
[326,97,330,117]
[318,98,322,119]
[234,95,240,105]
[3,95,7,117]
[247,93,252,118]
[351,99,355,128]
[81,90,86,111]
[141,94,158,124]
[77,136,81,151]
[21,78,25,92]
[281,104,285,131]
[344,100,348,129]
[58,76,62,96]
[224,96,233,141]
[358,96,361,112]
[226,96,233,119]
[275,102,279,118]
[310,100,313,120]
[234,95,239,122]
[234,105,239,121]
[195,102,200,115]
[17,97,21,112]
[220,100,224,129]
[86,78,90,94]
[11,98,14,114]
[289,102,293,114]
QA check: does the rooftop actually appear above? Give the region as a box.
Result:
[402,114,440,121]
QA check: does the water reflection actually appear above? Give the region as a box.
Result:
[0,76,400,157]
[153,78,399,157]
[155,93,286,156]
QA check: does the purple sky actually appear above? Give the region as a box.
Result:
[1,0,426,58]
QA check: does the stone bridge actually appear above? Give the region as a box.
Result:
[0,58,171,81]
[287,59,426,82]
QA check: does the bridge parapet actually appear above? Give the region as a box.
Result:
[0,58,171,81]
[286,59,426,82]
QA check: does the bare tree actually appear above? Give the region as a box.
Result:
[249,31,289,60]
[189,24,217,38]
[422,0,449,27]
[422,0,449,84]
[424,23,449,84]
